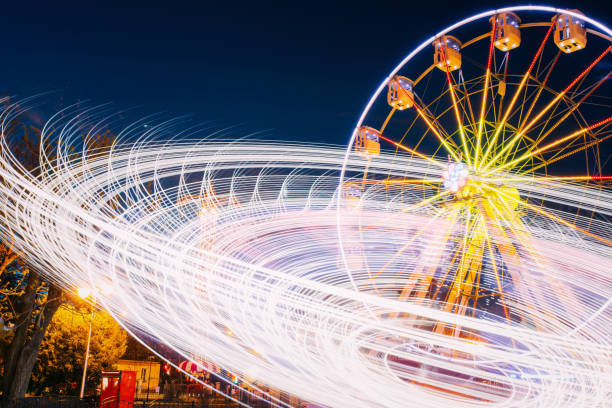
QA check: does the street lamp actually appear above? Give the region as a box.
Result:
[78,284,113,399]
[77,287,91,299]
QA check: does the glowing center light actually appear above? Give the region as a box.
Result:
[442,162,469,193]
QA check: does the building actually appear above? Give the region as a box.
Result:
[115,359,160,398]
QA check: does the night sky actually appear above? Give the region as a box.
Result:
[2,1,610,147]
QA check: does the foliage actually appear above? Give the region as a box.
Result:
[0,105,118,404]
[30,304,127,395]
[0,242,25,354]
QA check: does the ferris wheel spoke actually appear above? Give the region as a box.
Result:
[538,122,608,161]
[486,175,612,183]
[479,214,511,322]
[377,134,446,168]
[458,71,479,137]
[485,184,612,247]
[482,45,612,172]
[511,73,612,174]
[439,45,471,166]
[478,22,555,169]
[527,131,612,174]
[507,101,570,170]
[475,18,498,166]
[379,107,397,134]
[518,52,561,132]
[410,95,462,161]
[507,78,611,172]
[489,114,612,174]
[531,72,611,146]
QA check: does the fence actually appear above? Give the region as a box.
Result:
[13,396,277,408]
[12,397,97,408]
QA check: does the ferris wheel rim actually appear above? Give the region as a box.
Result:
[336,4,612,256]
[338,5,612,199]
[335,5,612,333]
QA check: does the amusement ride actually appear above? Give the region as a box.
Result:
[338,5,612,404]
[0,5,610,408]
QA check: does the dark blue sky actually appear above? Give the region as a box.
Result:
[2,1,610,146]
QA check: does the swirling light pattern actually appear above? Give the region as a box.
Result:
[0,101,610,408]
[0,5,611,407]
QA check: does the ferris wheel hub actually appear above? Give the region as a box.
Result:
[442,162,469,194]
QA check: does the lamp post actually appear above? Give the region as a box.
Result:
[77,284,113,399]
[79,303,94,399]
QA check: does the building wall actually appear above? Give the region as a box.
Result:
[115,359,160,396]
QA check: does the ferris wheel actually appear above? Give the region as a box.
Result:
[338,6,612,401]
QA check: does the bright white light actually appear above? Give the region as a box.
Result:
[99,283,114,296]
[77,287,91,299]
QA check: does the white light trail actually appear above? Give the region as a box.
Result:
[0,101,610,407]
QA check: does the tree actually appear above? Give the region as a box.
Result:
[29,305,127,395]
[0,256,63,404]
[0,105,117,406]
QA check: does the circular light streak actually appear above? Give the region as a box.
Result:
[0,104,609,407]
[0,5,609,407]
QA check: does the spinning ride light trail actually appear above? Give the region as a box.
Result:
[0,5,609,408]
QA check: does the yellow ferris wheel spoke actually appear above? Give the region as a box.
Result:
[485,184,612,247]
[527,132,612,174]
[378,133,446,168]
[413,103,462,161]
[488,114,612,174]
[517,51,561,136]
[482,45,612,172]
[380,107,397,133]
[475,18,497,166]
[486,175,612,183]
[512,71,611,170]
[401,91,462,161]
[478,22,555,169]
[479,214,511,322]
[440,44,470,166]
[362,178,441,185]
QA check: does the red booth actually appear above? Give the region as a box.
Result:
[100,370,136,408]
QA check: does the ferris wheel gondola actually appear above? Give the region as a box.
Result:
[338,6,612,401]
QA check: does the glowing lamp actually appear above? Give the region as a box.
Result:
[77,287,92,299]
